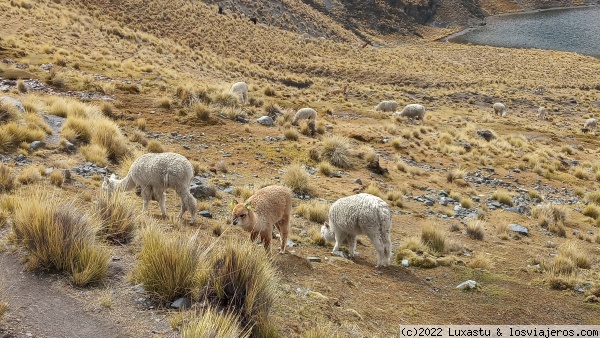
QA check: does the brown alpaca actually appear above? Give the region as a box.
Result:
[329,85,348,96]
[231,185,292,253]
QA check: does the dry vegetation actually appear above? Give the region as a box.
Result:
[0,0,600,336]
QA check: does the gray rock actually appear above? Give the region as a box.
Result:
[257,116,274,126]
[64,140,75,151]
[0,96,25,112]
[29,141,43,150]
[332,250,347,259]
[424,200,434,206]
[456,280,477,290]
[15,154,26,162]
[307,256,322,263]
[425,277,433,282]
[170,297,191,310]
[354,178,363,185]
[504,206,522,214]
[44,168,54,175]
[235,116,249,124]
[509,224,529,236]
[286,238,296,247]
[401,259,409,267]
[199,210,212,218]
[189,177,215,198]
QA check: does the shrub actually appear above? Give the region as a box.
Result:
[301,323,343,338]
[92,119,130,161]
[192,102,211,121]
[364,184,383,199]
[181,308,250,338]
[232,186,254,202]
[558,241,590,269]
[317,161,334,176]
[586,191,600,205]
[0,163,15,193]
[80,144,109,167]
[421,224,446,254]
[283,163,311,195]
[132,225,203,302]
[263,86,276,96]
[320,135,352,169]
[583,204,600,219]
[16,166,42,185]
[49,170,64,187]
[95,192,138,244]
[467,254,492,269]
[157,97,172,109]
[199,239,278,331]
[446,167,466,183]
[466,220,485,240]
[129,131,148,146]
[212,92,238,107]
[147,140,165,153]
[62,117,91,143]
[295,200,329,223]
[136,118,147,131]
[11,188,109,286]
[532,203,567,236]
[492,190,513,206]
[0,100,20,123]
[460,197,473,209]
[283,128,299,141]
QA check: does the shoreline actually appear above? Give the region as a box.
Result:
[435,3,598,42]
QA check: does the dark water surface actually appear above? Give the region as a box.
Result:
[449,6,600,57]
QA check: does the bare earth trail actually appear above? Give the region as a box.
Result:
[0,253,128,338]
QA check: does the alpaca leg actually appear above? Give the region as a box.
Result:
[370,234,387,267]
[260,231,271,252]
[156,190,167,217]
[347,235,358,258]
[140,186,152,213]
[250,231,259,243]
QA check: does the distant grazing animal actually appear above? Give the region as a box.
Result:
[374,100,398,113]
[582,118,597,133]
[493,102,507,117]
[292,107,317,125]
[321,193,392,267]
[231,185,292,254]
[394,103,426,124]
[229,82,248,105]
[218,6,223,14]
[102,152,197,224]
[537,106,548,120]
[329,85,348,96]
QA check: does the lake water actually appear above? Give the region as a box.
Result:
[449,6,600,57]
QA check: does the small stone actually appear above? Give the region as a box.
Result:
[286,238,296,247]
[425,277,433,282]
[30,141,43,150]
[401,259,409,267]
[199,210,212,218]
[424,200,434,206]
[170,297,191,310]
[307,256,322,263]
[182,144,191,150]
[256,116,274,126]
[509,224,529,236]
[456,280,477,290]
[44,168,54,175]
[354,178,363,185]
[235,116,249,124]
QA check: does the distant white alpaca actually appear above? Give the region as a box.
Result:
[321,193,392,267]
[394,104,426,124]
[493,102,507,117]
[102,152,197,224]
[230,82,249,105]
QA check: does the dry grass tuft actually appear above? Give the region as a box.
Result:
[492,190,513,206]
[147,140,165,153]
[532,203,567,236]
[301,322,343,338]
[81,144,109,167]
[192,102,211,121]
[421,224,446,254]
[582,204,600,219]
[295,200,329,223]
[181,308,250,338]
[283,163,312,195]
[468,254,493,269]
[95,192,139,244]
[132,224,203,302]
[557,241,590,269]
[364,184,384,199]
[199,239,278,332]
[446,167,466,183]
[0,163,15,193]
[16,166,42,185]
[283,128,300,141]
[317,161,334,176]
[92,119,130,162]
[466,220,485,240]
[0,100,21,123]
[586,191,600,206]
[320,135,352,169]
[11,187,109,286]
[49,170,64,187]
[232,186,254,202]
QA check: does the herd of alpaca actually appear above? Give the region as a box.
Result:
[102,81,586,268]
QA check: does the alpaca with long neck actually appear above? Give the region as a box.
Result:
[102,152,197,224]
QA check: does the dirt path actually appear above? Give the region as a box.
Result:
[0,253,128,338]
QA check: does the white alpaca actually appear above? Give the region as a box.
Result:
[102,152,197,224]
[321,193,392,267]
[230,82,249,105]
[394,104,426,124]
[493,102,507,117]
[292,108,317,125]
